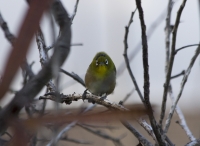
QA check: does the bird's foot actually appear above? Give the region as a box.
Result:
[82,89,88,101]
[100,93,107,100]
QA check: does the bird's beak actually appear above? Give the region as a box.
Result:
[99,62,104,66]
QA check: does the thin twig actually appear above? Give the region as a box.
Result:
[168,85,193,143]
[121,121,153,146]
[71,0,80,22]
[176,120,196,142]
[81,123,118,130]
[0,12,15,44]
[135,0,166,145]
[60,137,92,145]
[60,68,85,87]
[117,7,167,77]
[120,89,135,105]
[78,123,124,146]
[71,43,83,46]
[170,70,185,79]
[161,0,194,143]
[137,118,158,144]
[159,0,174,127]
[164,45,200,135]
[37,137,91,145]
[46,43,83,51]
[185,140,200,146]
[123,9,144,103]
[36,27,57,93]
[175,44,199,54]
[0,12,34,80]
[47,121,77,146]
[47,104,96,146]
[159,0,187,126]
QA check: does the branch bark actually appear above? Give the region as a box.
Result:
[135,0,166,145]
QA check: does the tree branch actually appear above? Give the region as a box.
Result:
[78,123,124,146]
[135,0,166,145]
[164,45,200,135]
[0,0,49,100]
[160,0,187,126]
[0,0,71,134]
[121,121,153,146]
[123,9,144,103]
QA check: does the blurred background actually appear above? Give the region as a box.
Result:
[0,0,200,145]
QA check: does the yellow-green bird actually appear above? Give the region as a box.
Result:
[85,52,116,98]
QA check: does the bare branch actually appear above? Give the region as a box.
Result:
[78,123,124,146]
[40,93,128,111]
[0,12,34,79]
[137,118,158,144]
[170,70,185,79]
[117,7,167,76]
[35,27,57,93]
[185,140,200,146]
[0,0,50,100]
[47,104,95,146]
[123,9,144,103]
[0,0,71,133]
[159,0,174,127]
[120,89,135,105]
[164,45,200,134]
[60,68,85,87]
[60,137,92,145]
[160,0,187,126]
[176,120,196,141]
[122,121,153,146]
[71,0,80,22]
[175,44,199,54]
[0,12,15,44]
[47,121,77,146]
[81,123,118,130]
[135,0,166,145]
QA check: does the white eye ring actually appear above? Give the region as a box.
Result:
[96,60,98,66]
[105,59,108,65]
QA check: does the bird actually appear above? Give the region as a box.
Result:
[85,52,116,99]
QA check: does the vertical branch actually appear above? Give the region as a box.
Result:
[135,0,166,145]
[159,0,173,126]
[159,0,187,125]
[164,45,200,134]
[160,0,195,141]
[36,27,57,93]
[123,9,144,103]
[118,8,167,77]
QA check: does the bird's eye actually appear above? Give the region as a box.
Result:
[105,59,108,65]
[96,60,98,66]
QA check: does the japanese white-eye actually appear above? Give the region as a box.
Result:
[85,52,116,97]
